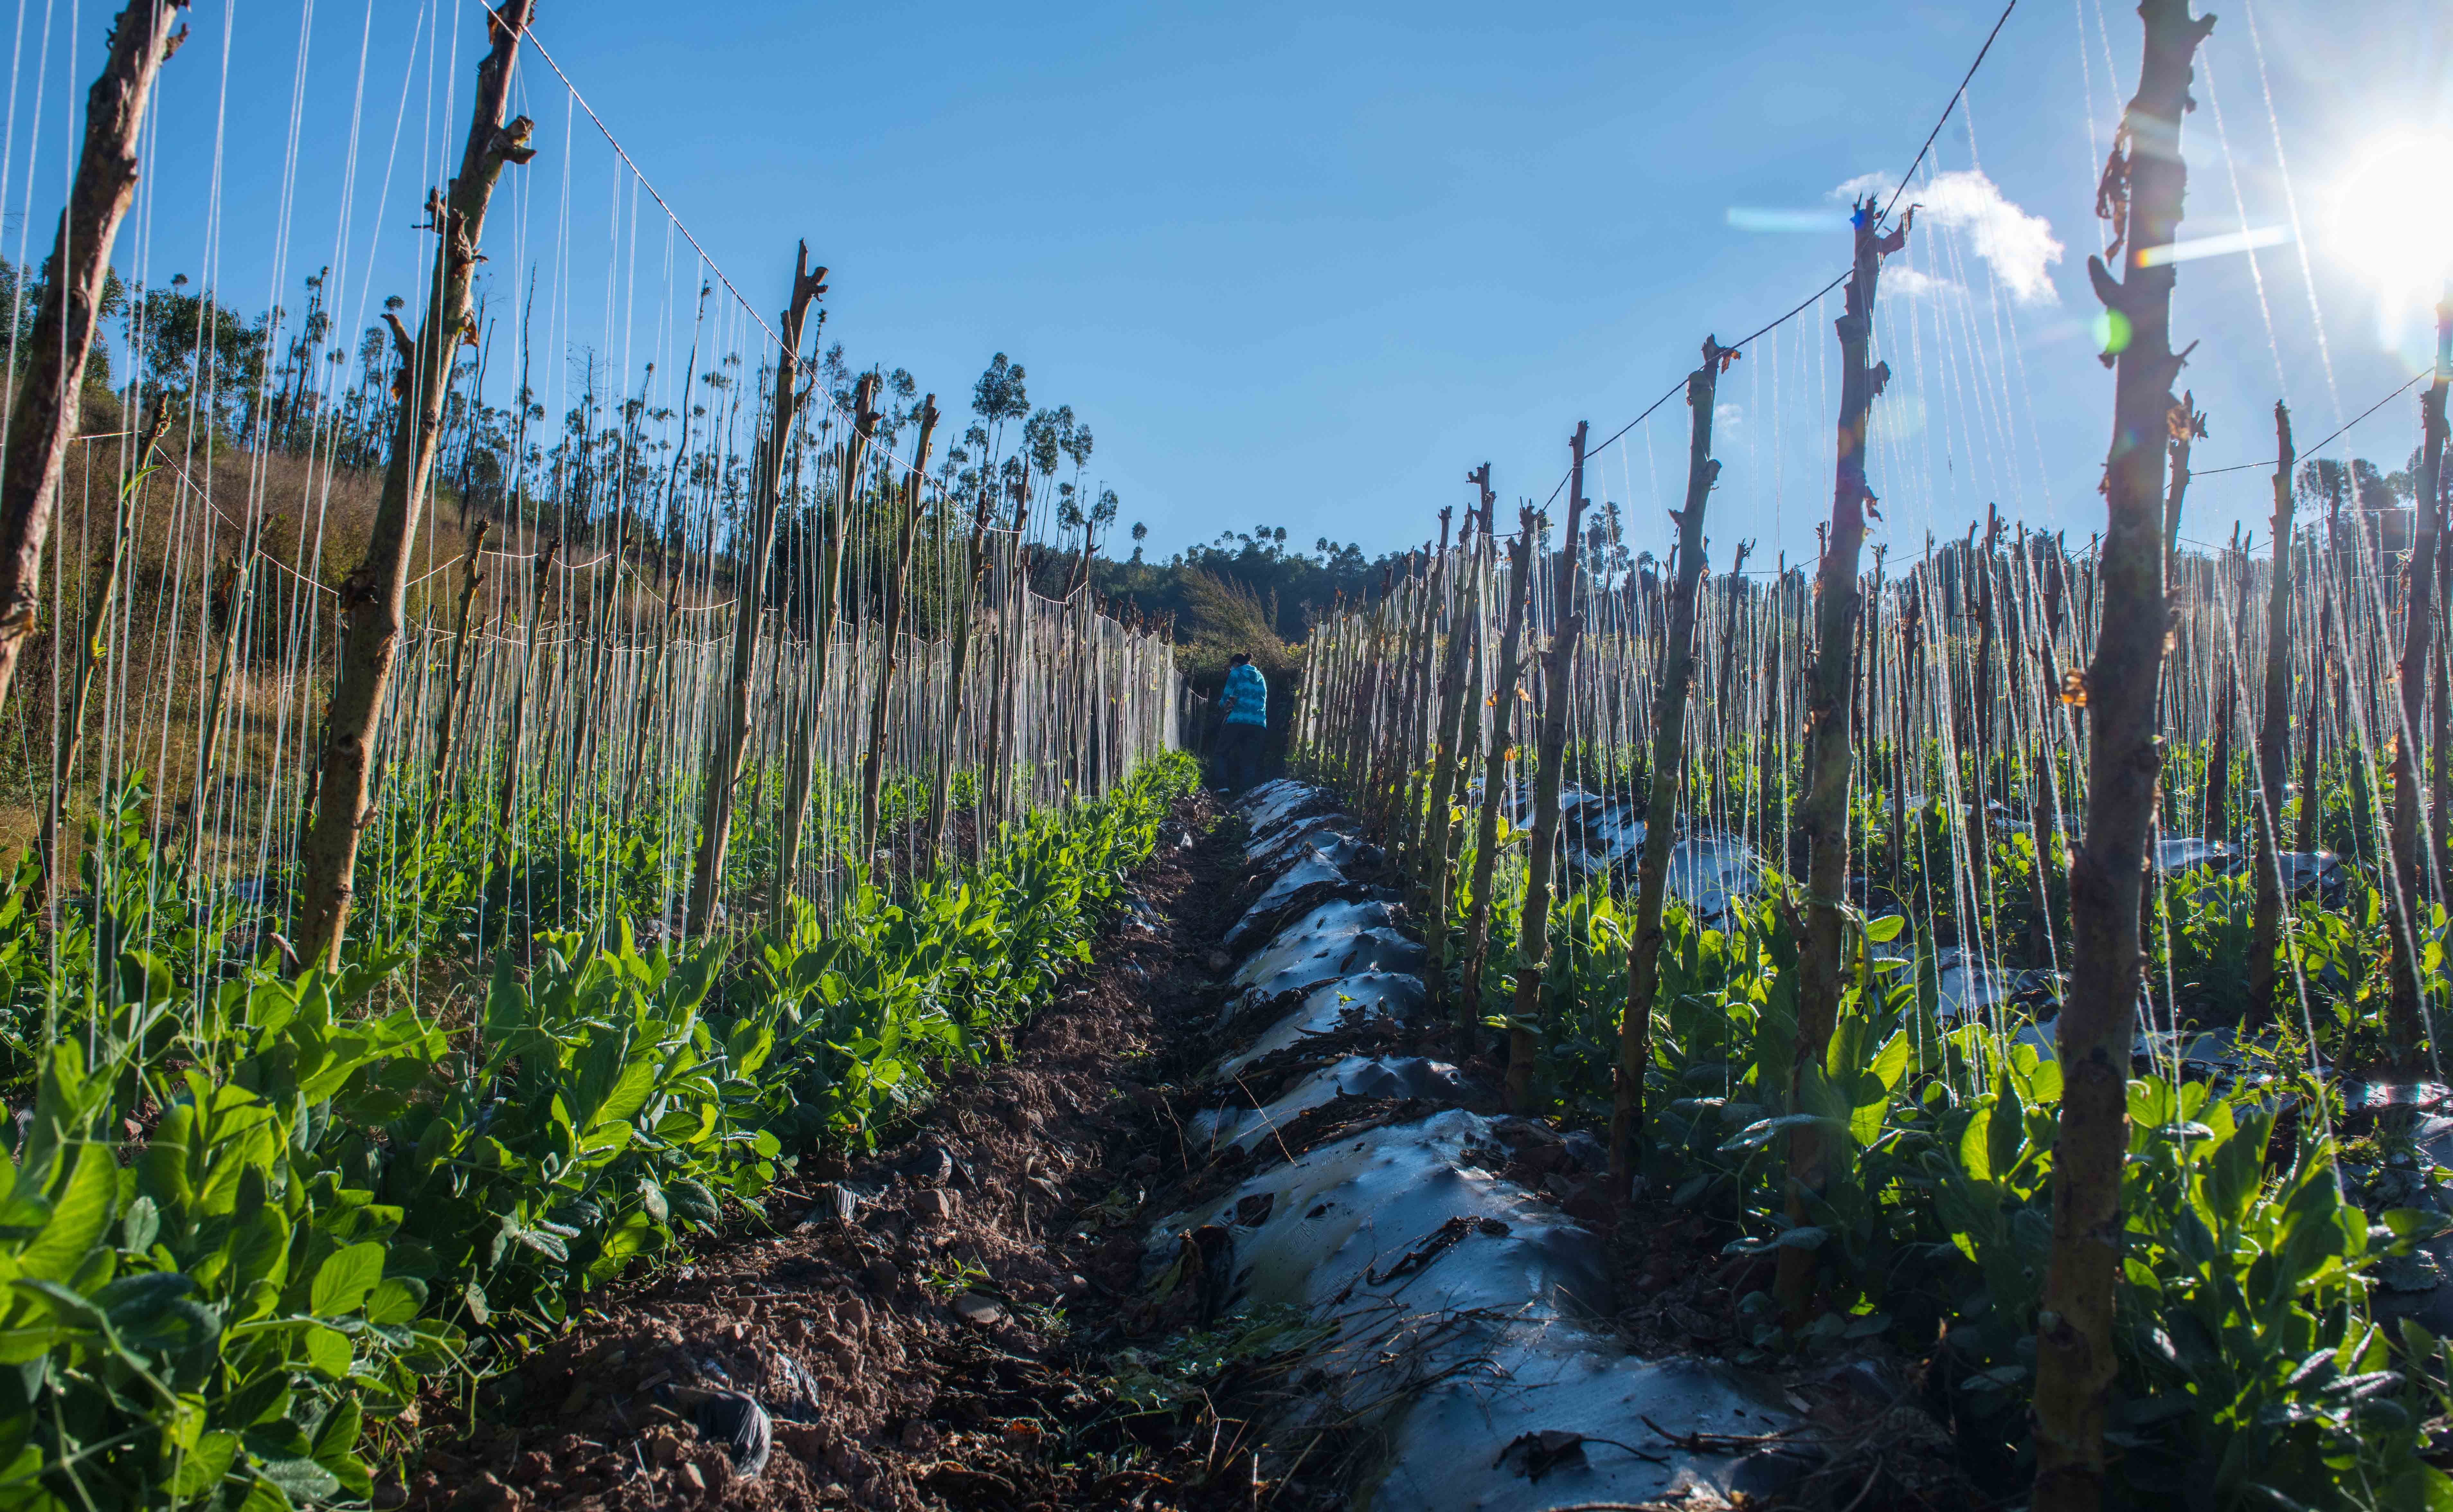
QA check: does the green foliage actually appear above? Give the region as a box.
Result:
[1427,808,2453,1509]
[0,751,1197,1507]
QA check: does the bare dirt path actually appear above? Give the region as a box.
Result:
[402,793,1329,1512]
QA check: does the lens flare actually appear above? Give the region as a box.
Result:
[2330,132,2453,305]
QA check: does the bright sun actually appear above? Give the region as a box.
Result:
[2331,131,2453,304]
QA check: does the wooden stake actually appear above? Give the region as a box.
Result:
[1504,428,1591,1110]
[40,410,165,891]
[688,243,827,937]
[773,367,876,926]
[1458,510,1536,1055]
[0,0,186,719]
[2034,5,2215,1503]
[858,394,939,862]
[426,519,490,823]
[1609,339,1734,1193]
[2247,402,2297,1026]
[293,1,537,970]
[2388,301,2452,1057]
[1776,197,1907,1322]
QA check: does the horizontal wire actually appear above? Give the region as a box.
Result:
[1541,5,2014,511]
[2190,367,2436,477]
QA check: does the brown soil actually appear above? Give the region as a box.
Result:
[398,795,1346,1512]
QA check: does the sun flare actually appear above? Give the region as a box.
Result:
[2330,130,2453,305]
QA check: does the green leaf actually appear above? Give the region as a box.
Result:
[172,1431,241,1499]
[258,1456,339,1504]
[301,1322,352,1379]
[120,1195,160,1253]
[310,1243,385,1316]
[509,1225,569,1263]
[667,1179,721,1227]
[365,1276,427,1327]
[311,1398,363,1470]
[1959,1107,1995,1184]
[19,1144,113,1283]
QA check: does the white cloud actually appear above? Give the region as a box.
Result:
[1713,401,1743,433]
[1886,266,1963,301]
[1829,168,2063,304]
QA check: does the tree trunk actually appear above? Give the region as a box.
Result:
[687,245,828,937]
[858,395,939,861]
[1505,431,1590,1110]
[2030,546,2071,968]
[1398,515,1453,877]
[1421,487,1487,1017]
[2033,6,2214,1504]
[1608,341,1732,1194]
[1776,202,1906,1321]
[2163,392,2203,576]
[185,518,260,878]
[2247,403,2297,1027]
[2203,630,2236,837]
[772,369,877,926]
[1458,520,1535,1055]
[0,0,185,719]
[293,2,537,970]
[926,490,1000,867]
[2295,615,2326,858]
[492,539,558,876]
[2388,304,2453,1059]
[40,414,162,890]
[426,519,490,823]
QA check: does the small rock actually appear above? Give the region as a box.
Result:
[912,1188,959,1222]
[903,1145,954,1186]
[952,1292,1006,1328]
[680,1463,706,1490]
[1205,950,1232,972]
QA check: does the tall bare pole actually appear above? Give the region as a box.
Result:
[40,409,165,890]
[1420,470,1490,1015]
[426,520,490,823]
[1504,428,1589,1110]
[1609,340,1733,1193]
[2388,301,2453,1057]
[1775,201,1907,1320]
[2033,4,2215,1504]
[0,0,185,718]
[687,244,828,937]
[924,487,999,867]
[858,395,940,862]
[294,2,536,971]
[1457,512,1535,1053]
[2247,403,2296,1026]
[773,370,877,924]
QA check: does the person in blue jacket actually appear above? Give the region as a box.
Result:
[1215,652,1268,795]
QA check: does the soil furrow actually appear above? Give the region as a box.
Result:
[405,793,1334,1512]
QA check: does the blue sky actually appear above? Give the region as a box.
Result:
[8,0,2449,566]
